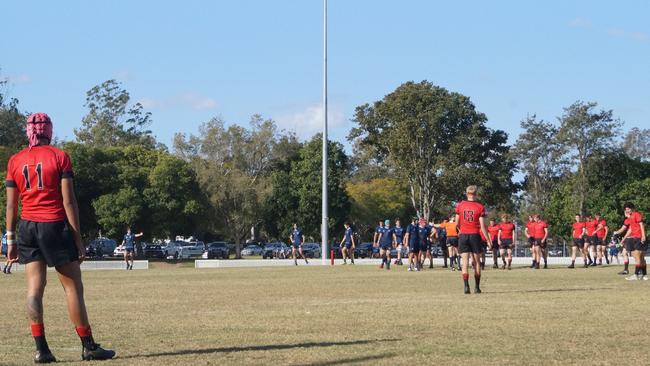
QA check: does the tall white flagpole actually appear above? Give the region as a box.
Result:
[321,0,329,265]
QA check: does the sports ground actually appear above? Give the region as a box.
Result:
[1,263,649,365]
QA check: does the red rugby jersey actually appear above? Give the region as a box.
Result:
[455,200,485,235]
[596,220,607,238]
[5,145,74,222]
[525,221,535,237]
[572,222,586,239]
[533,220,548,239]
[585,219,598,236]
[624,212,644,238]
[499,222,515,239]
[488,224,500,241]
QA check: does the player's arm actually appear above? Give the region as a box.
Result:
[613,224,628,237]
[542,227,548,242]
[61,178,86,262]
[135,232,144,238]
[497,229,502,244]
[5,186,19,264]
[454,214,460,233]
[479,217,491,250]
[351,233,356,248]
[289,234,293,244]
[301,235,305,246]
[641,222,646,243]
[525,227,530,238]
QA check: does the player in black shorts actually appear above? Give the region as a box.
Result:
[455,186,491,294]
[5,113,115,363]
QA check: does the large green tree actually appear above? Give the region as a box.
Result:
[349,81,516,219]
[512,115,567,218]
[556,101,622,215]
[75,79,156,148]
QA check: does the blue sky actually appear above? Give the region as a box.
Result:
[1,0,648,150]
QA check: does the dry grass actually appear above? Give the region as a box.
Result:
[1,263,649,365]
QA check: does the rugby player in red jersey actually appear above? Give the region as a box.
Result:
[524,216,536,268]
[613,203,646,280]
[487,219,500,269]
[454,185,490,294]
[585,214,599,266]
[5,113,115,363]
[568,214,588,268]
[594,214,608,265]
[532,215,549,269]
[497,214,515,270]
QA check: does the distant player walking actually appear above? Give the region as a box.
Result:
[488,219,500,269]
[498,214,515,270]
[441,216,460,271]
[405,218,419,271]
[377,219,395,270]
[393,219,404,265]
[121,227,143,270]
[2,229,13,274]
[289,223,309,265]
[455,185,490,294]
[5,113,115,363]
[532,215,549,269]
[525,216,536,268]
[568,214,587,268]
[594,214,608,265]
[340,222,355,264]
[613,203,646,280]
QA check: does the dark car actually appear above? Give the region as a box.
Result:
[207,242,230,259]
[354,242,375,259]
[262,242,289,259]
[84,244,104,259]
[143,244,166,259]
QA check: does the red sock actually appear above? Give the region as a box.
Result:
[462,273,469,280]
[624,261,629,265]
[31,323,45,337]
[75,325,92,337]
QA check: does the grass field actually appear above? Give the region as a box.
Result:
[1,263,649,365]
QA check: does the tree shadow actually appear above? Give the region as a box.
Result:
[296,352,397,366]
[117,338,400,360]
[487,287,614,294]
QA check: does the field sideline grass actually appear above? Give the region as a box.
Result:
[0,264,648,365]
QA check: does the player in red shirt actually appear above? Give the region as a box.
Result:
[454,185,490,294]
[593,214,608,265]
[584,214,599,266]
[524,216,536,268]
[532,214,549,269]
[487,219,500,269]
[4,113,115,363]
[613,202,647,280]
[568,214,588,268]
[497,214,515,270]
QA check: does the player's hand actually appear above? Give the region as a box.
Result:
[77,244,86,263]
[7,244,19,264]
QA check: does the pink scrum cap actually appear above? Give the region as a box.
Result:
[26,112,53,148]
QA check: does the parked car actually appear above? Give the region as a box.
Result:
[204,242,230,259]
[143,244,166,259]
[302,243,321,258]
[85,244,104,259]
[241,244,263,256]
[329,244,343,258]
[262,242,289,259]
[162,241,184,259]
[177,242,205,259]
[354,242,374,258]
[86,237,117,258]
[113,246,126,257]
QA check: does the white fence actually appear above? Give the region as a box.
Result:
[4,260,148,271]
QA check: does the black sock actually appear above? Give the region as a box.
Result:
[475,274,481,288]
[624,262,629,271]
[34,336,50,353]
[643,265,647,276]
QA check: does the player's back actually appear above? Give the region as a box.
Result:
[6,145,73,222]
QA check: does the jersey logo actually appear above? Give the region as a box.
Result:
[463,210,475,222]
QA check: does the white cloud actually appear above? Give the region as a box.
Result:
[136,93,218,111]
[607,27,648,42]
[6,74,32,84]
[568,17,592,29]
[275,103,346,140]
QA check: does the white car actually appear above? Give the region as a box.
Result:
[177,243,205,259]
[113,246,126,257]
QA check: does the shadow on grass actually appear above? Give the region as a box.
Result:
[487,287,614,294]
[118,338,400,360]
[296,352,397,366]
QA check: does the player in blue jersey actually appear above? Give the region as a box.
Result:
[415,218,433,270]
[2,228,13,274]
[340,222,356,264]
[289,223,309,265]
[393,219,405,265]
[377,220,395,270]
[373,220,384,256]
[121,227,143,270]
[405,218,420,271]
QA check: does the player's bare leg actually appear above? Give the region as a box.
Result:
[506,248,512,269]
[26,261,56,363]
[499,248,507,269]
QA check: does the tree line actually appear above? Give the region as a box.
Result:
[1,75,649,256]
